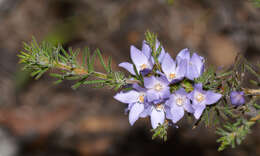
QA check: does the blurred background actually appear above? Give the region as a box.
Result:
[0,0,260,155]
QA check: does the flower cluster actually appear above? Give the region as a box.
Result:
[18,33,260,150]
[114,40,222,129]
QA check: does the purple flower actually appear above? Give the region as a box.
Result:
[165,88,193,123]
[176,48,204,80]
[161,53,186,83]
[119,41,153,75]
[144,76,171,102]
[118,40,167,75]
[230,91,245,106]
[114,86,147,125]
[188,83,222,119]
[150,104,166,129]
[140,103,171,129]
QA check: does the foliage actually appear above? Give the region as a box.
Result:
[151,121,169,141]
[18,37,127,90]
[252,0,260,7]
[216,118,254,151]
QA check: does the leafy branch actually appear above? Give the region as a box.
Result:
[18,33,260,152]
[216,114,260,151]
[18,37,137,90]
[151,121,169,141]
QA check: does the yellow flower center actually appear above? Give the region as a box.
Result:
[140,64,147,70]
[169,73,176,79]
[196,93,205,103]
[176,98,184,106]
[156,104,164,111]
[138,95,145,103]
[154,83,163,91]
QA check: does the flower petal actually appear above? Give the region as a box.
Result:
[186,63,199,80]
[170,104,184,123]
[187,90,195,100]
[129,103,144,125]
[194,83,203,90]
[160,87,171,99]
[175,87,187,95]
[162,53,176,76]
[176,48,190,64]
[140,68,152,76]
[139,105,152,118]
[144,76,156,89]
[119,62,136,75]
[165,96,174,107]
[157,76,170,86]
[191,53,204,76]
[193,105,206,119]
[147,90,160,102]
[205,91,222,105]
[150,108,165,129]
[132,83,147,92]
[114,90,139,104]
[130,45,149,67]
[230,91,245,106]
[176,59,187,79]
[183,99,194,113]
[142,41,151,59]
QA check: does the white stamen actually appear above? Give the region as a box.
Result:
[196,92,205,103]
[154,83,163,91]
[176,97,184,106]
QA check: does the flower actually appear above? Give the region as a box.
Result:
[114,86,147,125]
[144,76,171,102]
[119,40,167,76]
[161,53,186,83]
[165,88,193,123]
[150,104,167,129]
[188,83,222,119]
[230,91,245,106]
[119,41,153,75]
[139,102,172,129]
[176,48,204,80]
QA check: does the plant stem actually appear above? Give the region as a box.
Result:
[243,88,260,96]
[249,113,260,122]
[54,62,140,84]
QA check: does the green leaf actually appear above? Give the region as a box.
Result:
[49,73,63,78]
[54,79,63,85]
[31,70,42,77]
[66,76,81,80]
[83,79,106,85]
[35,68,49,80]
[151,121,168,141]
[82,49,87,68]
[245,63,260,81]
[85,48,91,71]
[89,50,97,73]
[108,56,112,73]
[96,49,109,73]
[72,82,82,90]
[253,103,260,110]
